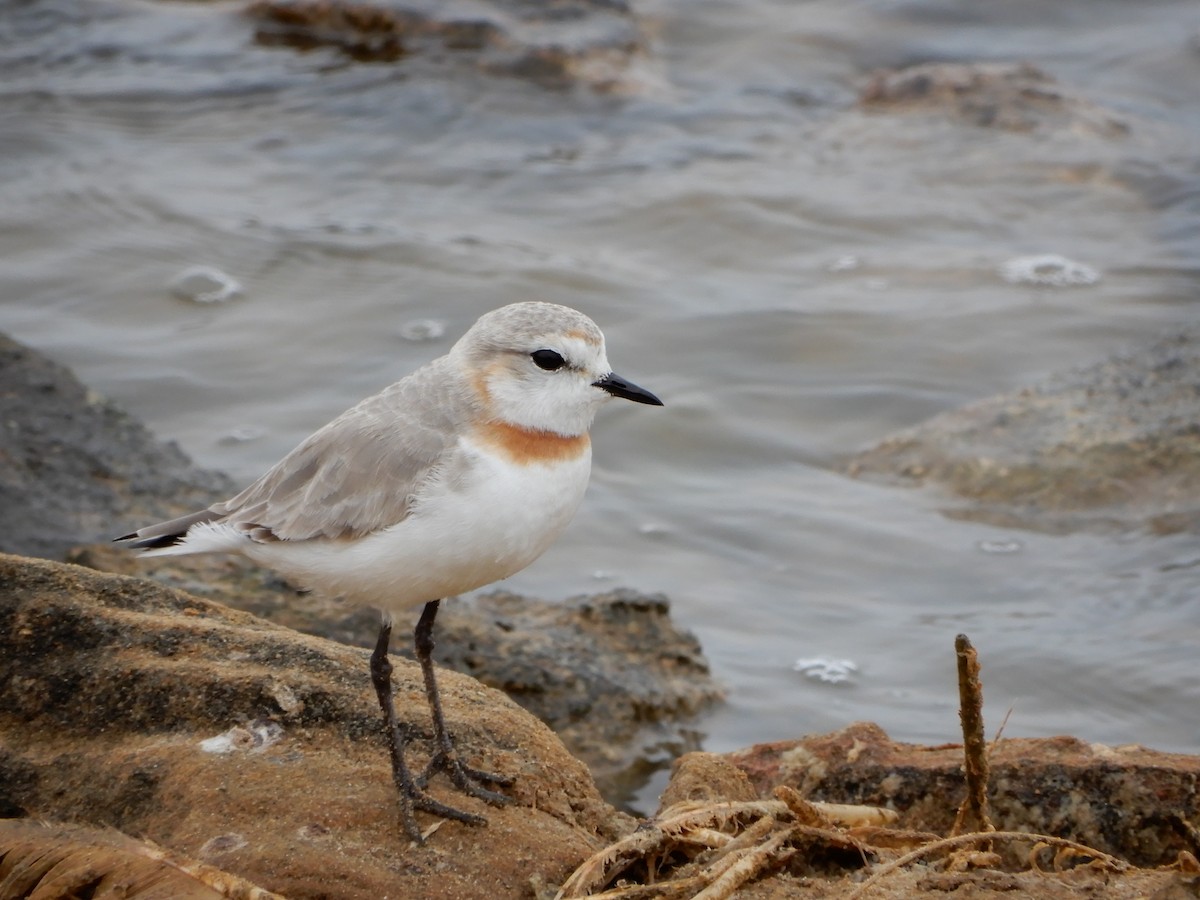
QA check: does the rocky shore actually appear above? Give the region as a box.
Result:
[5,554,1200,899]
[4,328,1200,897]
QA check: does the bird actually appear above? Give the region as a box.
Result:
[116,301,663,842]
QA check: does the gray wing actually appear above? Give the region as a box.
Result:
[119,357,477,547]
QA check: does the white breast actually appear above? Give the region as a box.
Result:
[242,438,593,612]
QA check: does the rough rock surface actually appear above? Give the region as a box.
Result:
[728,722,1200,868]
[552,742,1200,898]
[845,329,1200,534]
[859,61,1129,136]
[0,818,283,899]
[429,589,721,794]
[67,545,721,802]
[0,553,629,898]
[0,333,233,561]
[5,559,1200,899]
[246,0,645,89]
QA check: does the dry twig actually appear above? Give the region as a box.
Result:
[556,795,893,899]
[951,633,994,836]
[847,830,1129,899]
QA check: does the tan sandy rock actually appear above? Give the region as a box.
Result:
[0,553,630,899]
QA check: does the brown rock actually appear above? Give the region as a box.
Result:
[246,0,645,90]
[0,553,631,898]
[727,722,1200,868]
[66,545,722,803]
[0,819,282,899]
[656,751,759,812]
[560,724,1200,898]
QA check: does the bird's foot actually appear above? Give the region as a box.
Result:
[407,786,489,826]
[387,751,493,843]
[419,747,514,807]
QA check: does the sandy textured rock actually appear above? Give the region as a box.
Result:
[845,329,1200,534]
[736,867,1198,899]
[727,722,1200,868]
[555,733,1200,899]
[6,558,1199,899]
[655,750,760,812]
[0,819,283,899]
[67,544,721,802]
[0,553,630,899]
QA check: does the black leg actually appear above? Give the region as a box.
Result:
[369,614,493,843]
[413,599,513,801]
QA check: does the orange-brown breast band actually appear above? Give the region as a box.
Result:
[474,421,590,466]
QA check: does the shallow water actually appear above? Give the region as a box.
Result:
[4,0,1200,806]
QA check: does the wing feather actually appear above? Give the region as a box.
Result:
[120,356,479,547]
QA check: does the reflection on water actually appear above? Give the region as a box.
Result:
[2,0,1199,803]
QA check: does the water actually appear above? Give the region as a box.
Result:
[3,0,1199,799]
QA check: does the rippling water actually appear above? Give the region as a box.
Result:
[3,0,1199,803]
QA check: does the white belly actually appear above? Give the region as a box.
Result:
[243,441,592,612]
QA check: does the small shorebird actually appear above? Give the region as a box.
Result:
[117,301,663,842]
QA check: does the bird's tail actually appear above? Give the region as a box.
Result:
[114,509,222,553]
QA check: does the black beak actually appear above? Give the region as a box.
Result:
[593,372,664,406]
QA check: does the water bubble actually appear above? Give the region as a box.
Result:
[827,255,862,273]
[637,522,670,537]
[217,425,267,446]
[591,569,614,581]
[999,254,1100,287]
[398,319,447,342]
[794,656,859,685]
[977,538,1024,555]
[168,265,243,303]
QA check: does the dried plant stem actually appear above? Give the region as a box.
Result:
[690,829,798,900]
[951,634,994,836]
[847,830,1129,899]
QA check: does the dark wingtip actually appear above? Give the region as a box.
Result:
[113,508,219,550]
[114,531,187,550]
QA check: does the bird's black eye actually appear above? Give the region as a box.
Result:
[531,349,566,371]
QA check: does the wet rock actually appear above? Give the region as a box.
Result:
[429,589,723,803]
[0,553,629,898]
[860,62,1129,136]
[246,0,645,89]
[0,332,234,561]
[845,329,1200,534]
[726,722,1200,868]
